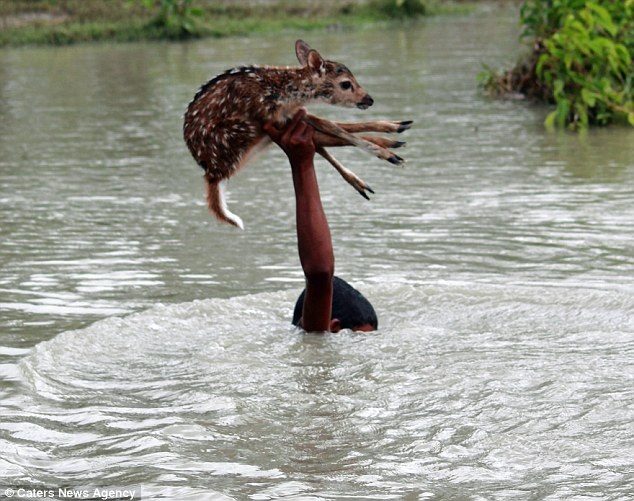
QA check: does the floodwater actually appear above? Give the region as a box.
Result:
[1,6,633,501]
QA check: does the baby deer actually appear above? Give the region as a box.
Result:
[183,39,412,229]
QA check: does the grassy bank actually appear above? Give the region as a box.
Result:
[0,0,474,47]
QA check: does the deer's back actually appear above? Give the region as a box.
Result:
[184,66,300,180]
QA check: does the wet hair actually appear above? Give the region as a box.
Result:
[292,276,378,330]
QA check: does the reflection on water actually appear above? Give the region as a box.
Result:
[1,5,634,500]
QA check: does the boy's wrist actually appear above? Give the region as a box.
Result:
[289,154,315,172]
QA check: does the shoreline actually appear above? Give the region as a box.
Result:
[0,0,482,48]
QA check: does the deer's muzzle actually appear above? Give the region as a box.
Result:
[357,95,374,110]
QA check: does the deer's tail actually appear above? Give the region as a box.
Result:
[204,174,244,230]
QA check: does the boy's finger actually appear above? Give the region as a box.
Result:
[262,121,282,142]
[290,108,307,126]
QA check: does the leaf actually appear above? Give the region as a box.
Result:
[614,44,631,72]
[581,88,596,106]
[586,2,618,36]
[556,99,571,127]
[536,53,549,79]
[569,18,588,36]
[545,110,557,129]
[628,113,634,127]
[553,78,565,97]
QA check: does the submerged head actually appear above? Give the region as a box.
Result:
[295,40,374,110]
[292,276,378,332]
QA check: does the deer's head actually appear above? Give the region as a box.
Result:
[295,40,374,110]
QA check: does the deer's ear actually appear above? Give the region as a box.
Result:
[296,40,324,73]
[295,40,312,65]
[307,50,325,74]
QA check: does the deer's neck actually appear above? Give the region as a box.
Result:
[260,66,319,106]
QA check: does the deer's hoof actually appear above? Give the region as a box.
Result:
[353,182,374,200]
[388,154,405,165]
[398,121,413,133]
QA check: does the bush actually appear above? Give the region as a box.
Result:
[481,0,634,129]
[136,0,203,37]
[368,0,427,19]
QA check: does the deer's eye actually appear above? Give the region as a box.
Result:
[340,81,353,91]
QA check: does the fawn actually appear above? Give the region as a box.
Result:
[183,40,412,229]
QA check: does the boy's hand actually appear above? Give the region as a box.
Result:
[263,109,315,165]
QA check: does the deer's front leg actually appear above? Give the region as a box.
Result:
[334,120,413,134]
[314,119,412,148]
[314,131,406,150]
[304,114,405,166]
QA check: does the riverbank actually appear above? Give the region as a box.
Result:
[0,0,477,47]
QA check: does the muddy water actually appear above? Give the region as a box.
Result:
[1,7,633,500]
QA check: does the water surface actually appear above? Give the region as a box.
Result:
[1,7,633,500]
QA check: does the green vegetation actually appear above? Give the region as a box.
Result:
[369,0,428,18]
[0,0,457,48]
[481,0,634,129]
[137,0,204,36]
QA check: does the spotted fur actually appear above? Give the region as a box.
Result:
[183,40,373,229]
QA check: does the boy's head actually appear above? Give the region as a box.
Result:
[292,276,377,332]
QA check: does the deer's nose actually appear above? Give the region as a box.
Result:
[358,94,374,109]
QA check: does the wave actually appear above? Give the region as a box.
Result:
[19,280,633,402]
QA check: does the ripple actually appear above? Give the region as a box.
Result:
[2,12,634,500]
